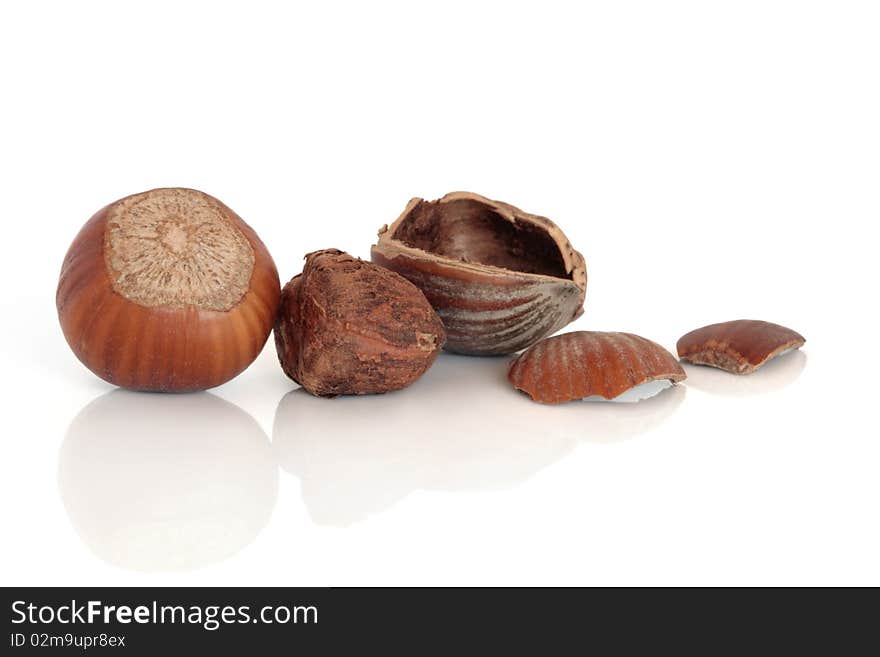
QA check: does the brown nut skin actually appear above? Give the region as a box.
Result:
[274,249,446,397]
[371,192,586,356]
[508,331,686,404]
[677,320,805,374]
[56,188,280,392]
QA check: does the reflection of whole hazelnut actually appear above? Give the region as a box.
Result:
[56,188,280,392]
[59,390,277,571]
[274,249,445,397]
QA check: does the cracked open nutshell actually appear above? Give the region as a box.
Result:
[371,192,587,356]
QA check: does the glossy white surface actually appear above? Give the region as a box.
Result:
[1,1,877,586]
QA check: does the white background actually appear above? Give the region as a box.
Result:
[1,1,877,586]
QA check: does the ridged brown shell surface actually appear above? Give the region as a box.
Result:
[371,192,586,356]
[274,249,445,397]
[508,331,686,404]
[677,320,805,374]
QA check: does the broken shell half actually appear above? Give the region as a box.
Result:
[371,192,587,356]
[677,319,805,374]
[508,331,686,404]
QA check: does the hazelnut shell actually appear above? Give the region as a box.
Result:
[274,249,446,396]
[371,192,586,355]
[508,331,686,404]
[677,319,805,374]
[56,188,280,392]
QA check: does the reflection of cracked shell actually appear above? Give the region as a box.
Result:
[274,249,445,397]
[677,320,805,374]
[508,331,686,404]
[371,192,586,355]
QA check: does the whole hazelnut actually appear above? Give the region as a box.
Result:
[274,249,446,396]
[56,188,280,392]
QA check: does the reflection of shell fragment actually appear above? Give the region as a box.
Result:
[508,331,686,404]
[677,320,805,374]
[273,353,688,527]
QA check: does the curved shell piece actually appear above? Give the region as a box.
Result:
[677,320,805,374]
[508,331,686,404]
[371,192,586,355]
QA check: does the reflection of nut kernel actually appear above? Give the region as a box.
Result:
[677,320,805,374]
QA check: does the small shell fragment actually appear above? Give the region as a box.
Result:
[508,331,686,404]
[676,320,805,374]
